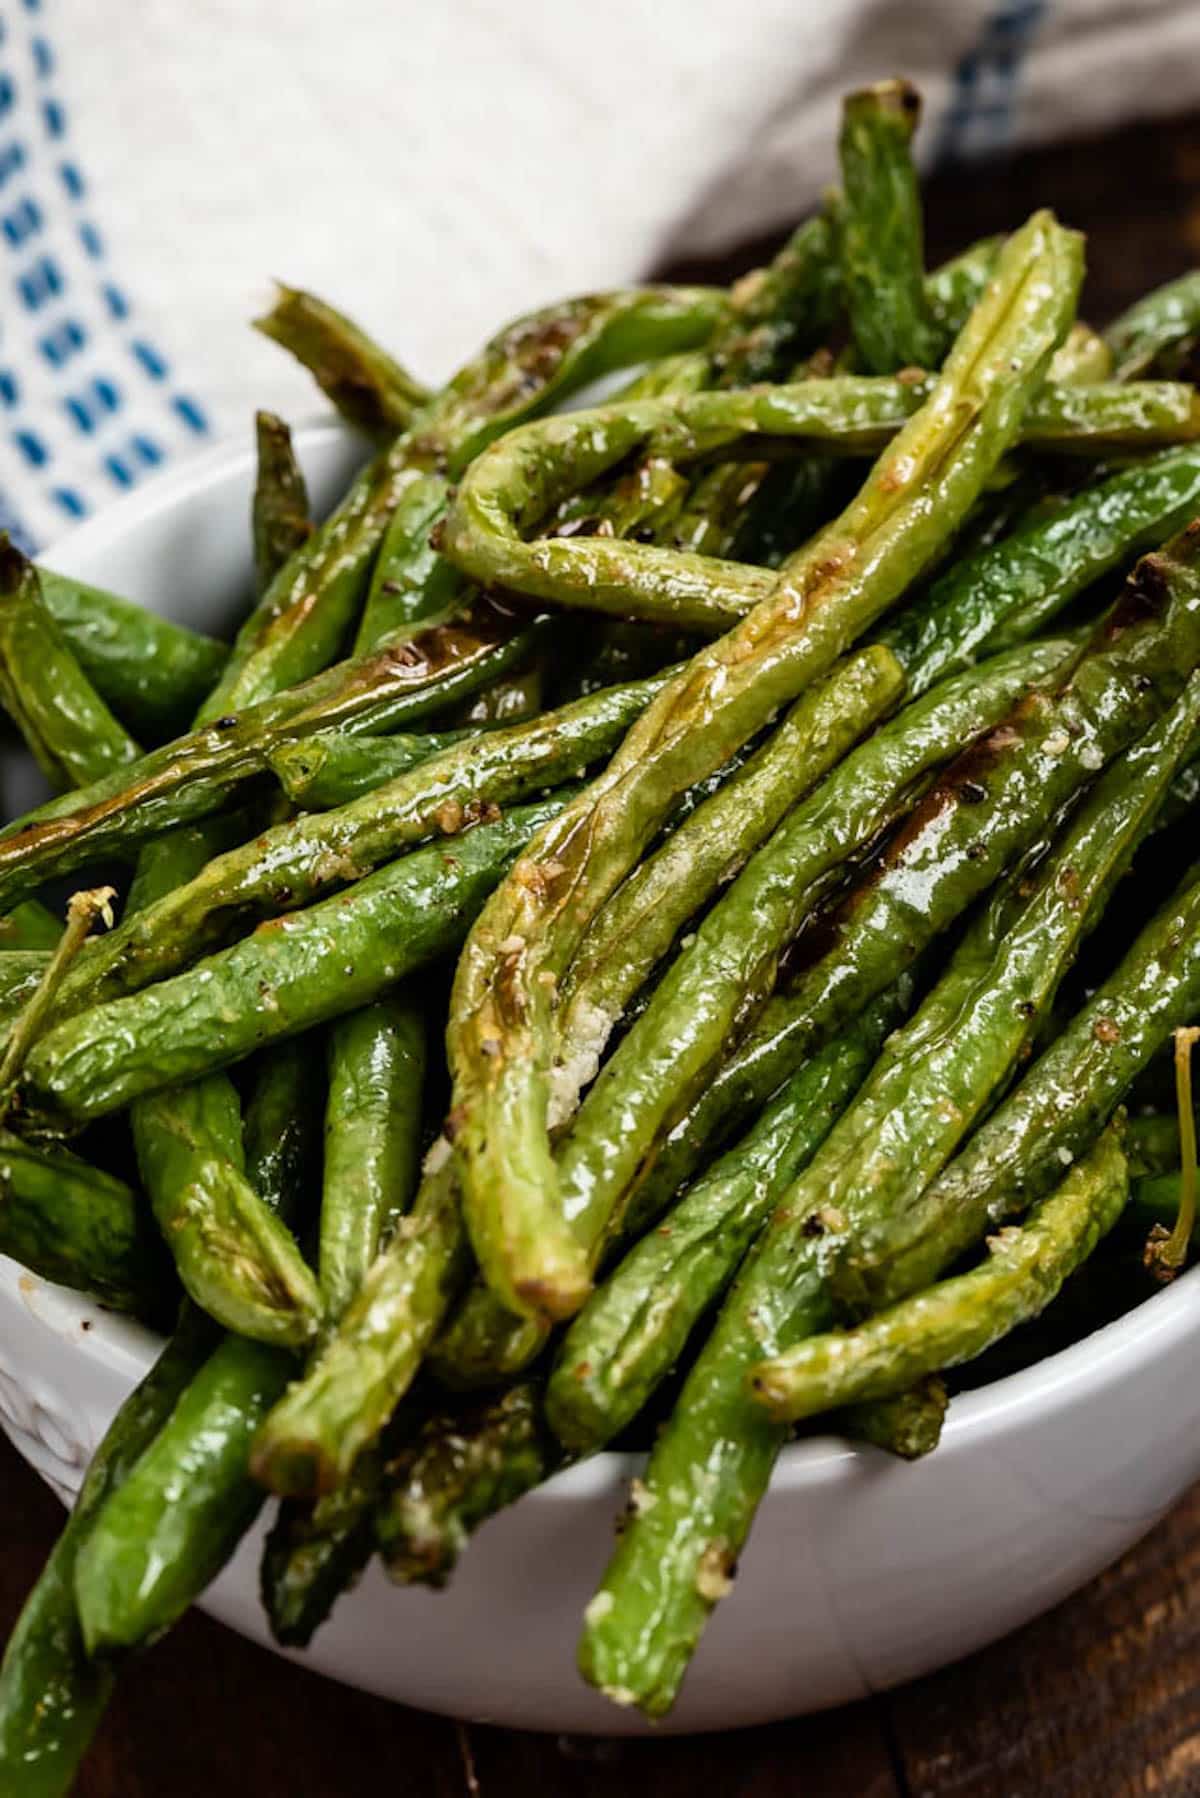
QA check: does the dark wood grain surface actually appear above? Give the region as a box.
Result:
[7,107,1200,1798]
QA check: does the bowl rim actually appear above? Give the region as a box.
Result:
[18,420,1197,1503]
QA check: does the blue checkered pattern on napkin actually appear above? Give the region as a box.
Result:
[0,1,209,552]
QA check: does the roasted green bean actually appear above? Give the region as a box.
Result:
[751,1130,1129,1420]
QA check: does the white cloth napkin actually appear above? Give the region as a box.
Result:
[1,0,1196,550]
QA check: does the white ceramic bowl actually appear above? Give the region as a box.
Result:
[2,423,1199,1735]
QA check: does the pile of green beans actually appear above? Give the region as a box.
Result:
[5,77,1200,1784]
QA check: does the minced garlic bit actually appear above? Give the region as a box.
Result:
[695,1542,735,1603]
[584,1590,615,1625]
[422,1134,452,1176]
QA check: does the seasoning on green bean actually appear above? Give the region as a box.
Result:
[377,1383,556,1588]
[751,1130,1129,1421]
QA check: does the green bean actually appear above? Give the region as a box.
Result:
[257,1027,364,1650]
[0,952,53,1035]
[123,800,321,1344]
[0,1132,164,1313]
[268,725,477,808]
[843,859,1200,1309]
[377,1383,556,1588]
[243,1035,327,1221]
[252,411,312,592]
[252,1153,472,1497]
[545,985,912,1455]
[1107,270,1200,378]
[752,1130,1129,1421]
[72,1046,318,1658]
[254,284,431,437]
[924,238,1002,339]
[0,595,545,912]
[210,286,724,715]
[1130,1168,1197,1239]
[353,473,461,651]
[132,1072,321,1345]
[1125,1113,1182,1179]
[73,1333,291,1654]
[1049,321,1114,384]
[22,794,572,1125]
[1156,752,1200,833]
[259,1444,385,1646]
[452,664,544,729]
[837,1376,948,1460]
[0,544,140,787]
[878,446,1200,695]
[51,675,663,1019]
[319,997,426,1322]
[838,80,942,373]
[441,378,1194,639]
[36,568,229,742]
[446,210,1083,1326]
[709,212,841,385]
[0,1305,214,1796]
[0,901,62,952]
[247,1036,328,1159]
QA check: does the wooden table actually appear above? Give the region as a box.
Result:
[7,106,1200,1797]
